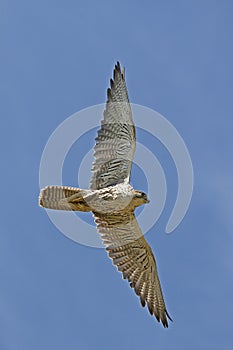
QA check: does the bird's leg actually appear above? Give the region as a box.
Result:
[39,186,92,212]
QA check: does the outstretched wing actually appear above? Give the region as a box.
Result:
[93,211,172,327]
[90,62,136,190]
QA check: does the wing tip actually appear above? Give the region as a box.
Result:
[108,61,125,101]
[114,61,125,80]
[166,309,173,322]
[160,309,173,328]
[140,295,173,328]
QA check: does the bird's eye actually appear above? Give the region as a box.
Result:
[136,192,147,198]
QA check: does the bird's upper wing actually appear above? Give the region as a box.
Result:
[90,62,136,190]
[93,211,172,327]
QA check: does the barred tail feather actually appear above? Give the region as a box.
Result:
[39,186,91,211]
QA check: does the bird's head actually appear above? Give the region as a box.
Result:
[133,190,150,207]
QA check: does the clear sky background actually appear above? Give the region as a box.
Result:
[1,1,233,349]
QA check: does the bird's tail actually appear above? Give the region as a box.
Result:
[39,186,92,211]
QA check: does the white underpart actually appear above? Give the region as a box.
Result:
[83,183,134,214]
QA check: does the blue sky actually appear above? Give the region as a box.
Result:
[1,0,233,349]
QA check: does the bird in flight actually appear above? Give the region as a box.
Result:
[39,62,172,327]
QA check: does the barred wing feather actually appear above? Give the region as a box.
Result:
[94,211,172,327]
[90,62,136,190]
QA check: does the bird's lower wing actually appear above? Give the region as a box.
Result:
[93,211,172,327]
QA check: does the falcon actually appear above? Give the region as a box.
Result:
[39,62,172,327]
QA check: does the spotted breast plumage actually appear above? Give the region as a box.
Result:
[39,62,172,327]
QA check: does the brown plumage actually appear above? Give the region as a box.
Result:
[39,62,172,327]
